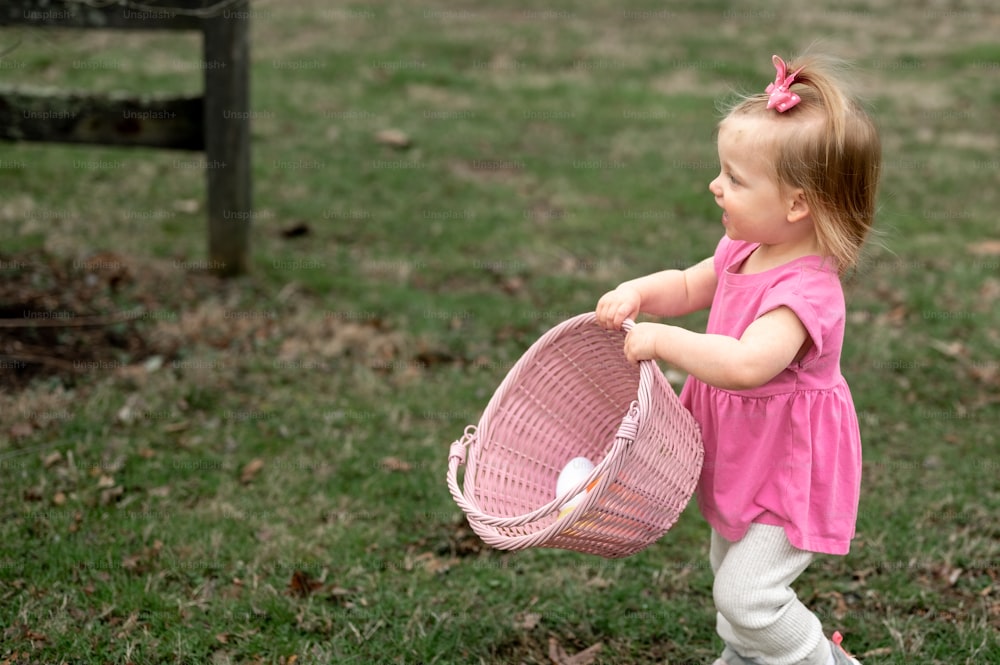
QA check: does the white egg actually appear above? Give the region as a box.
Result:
[556,456,595,499]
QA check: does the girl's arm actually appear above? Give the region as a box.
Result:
[596,257,717,330]
[624,306,809,391]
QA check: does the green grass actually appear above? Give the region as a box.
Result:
[1,2,999,663]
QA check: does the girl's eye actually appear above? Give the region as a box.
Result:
[727,173,739,185]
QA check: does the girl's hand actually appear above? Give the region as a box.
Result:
[623,322,666,363]
[596,286,641,330]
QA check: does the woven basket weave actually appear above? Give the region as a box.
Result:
[447,312,704,559]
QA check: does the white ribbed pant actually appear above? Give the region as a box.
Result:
[711,524,831,665]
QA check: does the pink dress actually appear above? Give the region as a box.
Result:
[680,236,862,555]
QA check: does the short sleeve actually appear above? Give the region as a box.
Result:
[756,266,844,367]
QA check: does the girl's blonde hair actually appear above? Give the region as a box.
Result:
[722,54,881,276]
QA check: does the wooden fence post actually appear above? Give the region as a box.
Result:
[203,1,251,277]
[0,0,253,277]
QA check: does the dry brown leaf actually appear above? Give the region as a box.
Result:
[23,628,48,643]
[329,586,355,601]
[99,485,124,506]
[287,570,323,598]
[121,540,162,573]
[173,198,199,214]
[513,611,542,630]
[10,422,34,439]
[42,451,63,468]
[929,339,966,358]
[412,551,458,575]
[380,456,412,472]
[548,637,602,665]
[862,647,893,657]
[817,590,849,619]
[966,240,1000,256]
[240,458,265,484]
[939,565,963,587]
[375,128,411,149]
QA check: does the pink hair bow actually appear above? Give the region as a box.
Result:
[765,55,804,112]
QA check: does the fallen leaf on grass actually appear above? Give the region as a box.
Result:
[100,485,124,506]
[586,576,613,589]
[122,540,163,574]
[281,222,311,239]
[22,627,48,644]
[548,637,602,665]
[174,198,199,214]
[410,551,458,575]
[861,647,893,657]
[514,611,542,630]
[69,511,83,533]
[10,422,34,439]
[240,458,265,484]
[287,570,323,598]
[929,339,966,358]
[817,590,849,619]
[329,586,357,604]
[380,456,412,472]
[375,128,411,149]
[966,240,1000,256]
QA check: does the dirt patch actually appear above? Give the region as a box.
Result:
[0,250,181,390]
[0,248,429,397]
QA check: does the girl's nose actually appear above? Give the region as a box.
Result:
[708,175,723,198]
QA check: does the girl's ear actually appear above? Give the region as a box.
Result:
[786,188,810,224]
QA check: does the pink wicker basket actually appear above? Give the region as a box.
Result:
[446,312,704,559]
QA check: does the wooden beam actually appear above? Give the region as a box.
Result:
[0,0,205,30]
[0,0,253,277]
[202,1,250,276]
[0,87,204,150]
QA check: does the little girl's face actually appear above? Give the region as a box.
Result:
[708,116,804,246]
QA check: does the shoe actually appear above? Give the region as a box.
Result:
[830,631,862,664]
[713,646,762,664]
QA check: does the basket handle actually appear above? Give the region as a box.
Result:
[446,425,476,514]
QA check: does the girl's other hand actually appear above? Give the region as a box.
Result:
[596,286,641,330]
[623,322,664,363]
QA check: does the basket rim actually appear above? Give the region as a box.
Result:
[449,414,640,550]
[451,312,665,532]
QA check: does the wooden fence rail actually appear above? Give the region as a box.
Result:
[0,0,251,277]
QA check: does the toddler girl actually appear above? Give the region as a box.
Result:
[596,54,880,665]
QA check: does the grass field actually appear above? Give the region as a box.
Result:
[1,1,998,663]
